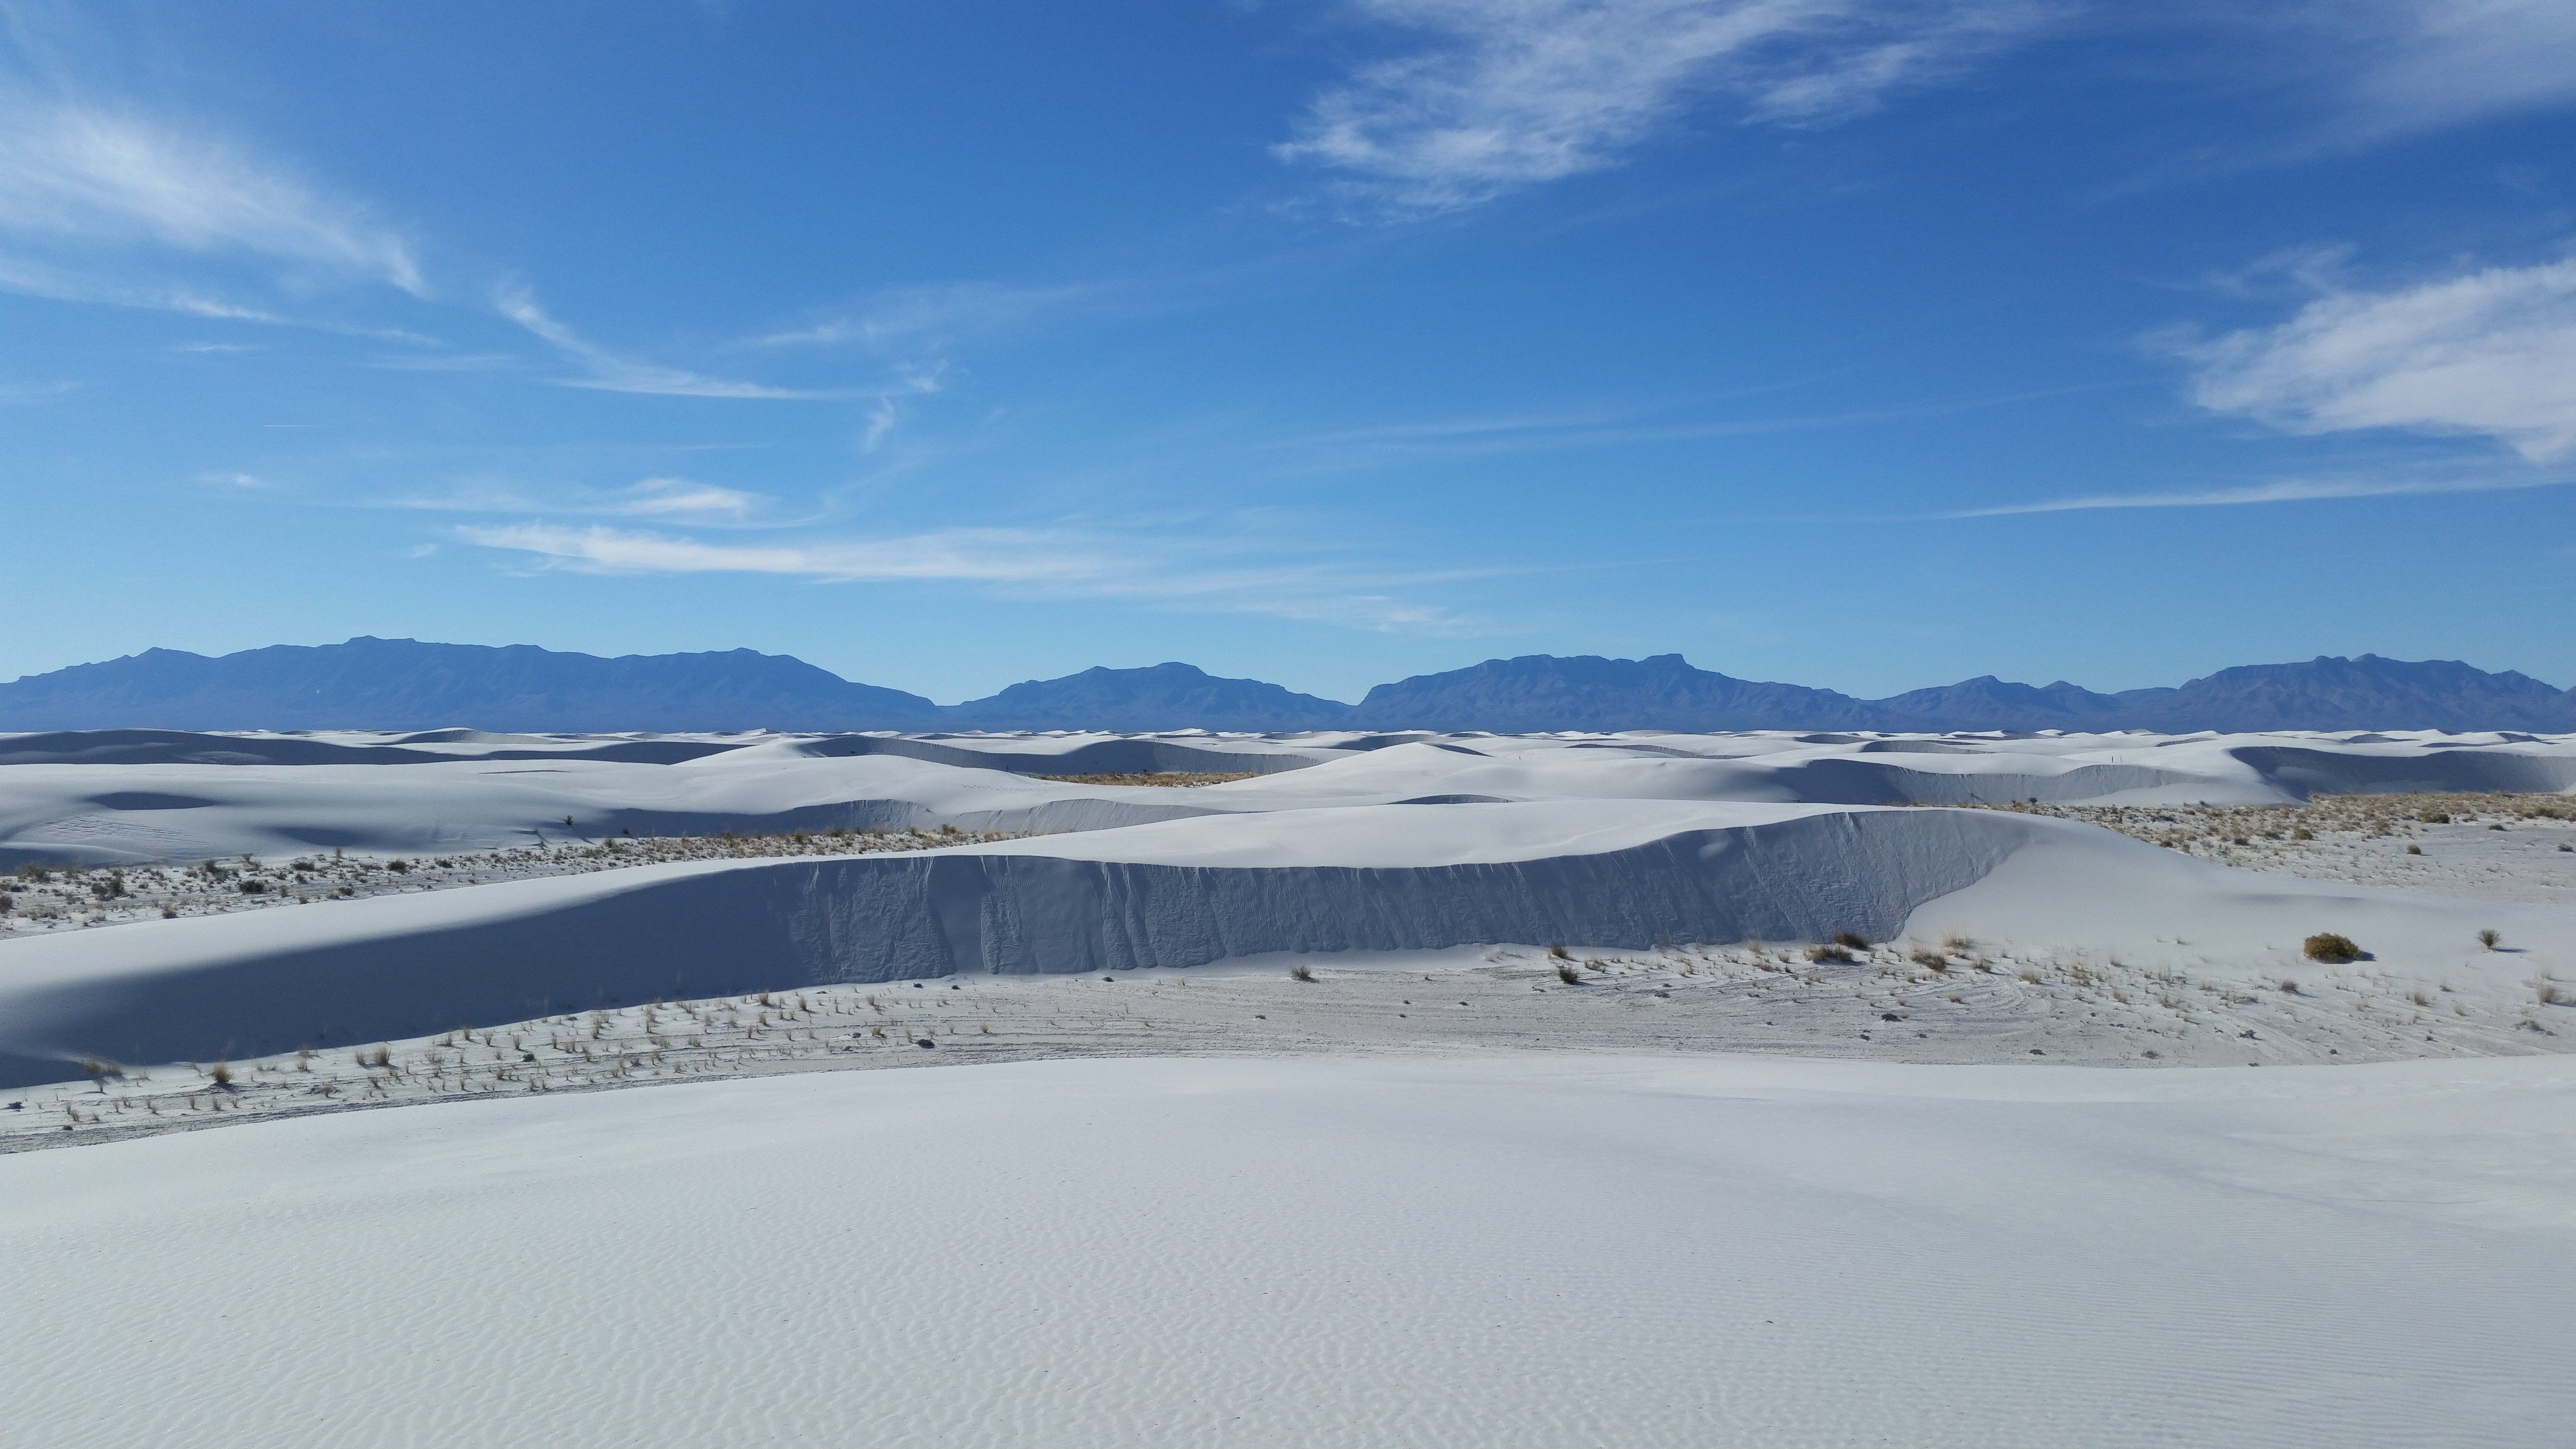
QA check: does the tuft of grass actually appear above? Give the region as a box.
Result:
[2478,928,2502,951]
[1289,963,1315,982]
[1555,961,1581,985]
[78,1056,124,1090]
[207,1061,233,1087]
[2302,933,2363,964]
[1547,944,1570,960]
[1807,944,1855,964]
[1831,932,1870,950]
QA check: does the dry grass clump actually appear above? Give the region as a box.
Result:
[1555,960,1582,984]
[1953,789,2575,857]
[1289,963,1316,982]
[2478,929,2502,951]
[2302,933,2363,964]
[1807,943,1855,964]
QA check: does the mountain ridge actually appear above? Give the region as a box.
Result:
[2,638,2570,735]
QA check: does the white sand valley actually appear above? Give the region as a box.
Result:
[6,726,2575,1444]
[7,1053,2573,1449]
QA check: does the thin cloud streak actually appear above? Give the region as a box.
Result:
[1276,382,2129,463]
[393,477,776,522]
[1948,472,2573,517]
[748,280,1109,350]
[456,521,1477,632]
[495,287,838,400]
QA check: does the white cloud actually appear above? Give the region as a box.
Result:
[0,105,421,292]
[608,477,765,519]
[460,521,1150,586]
[495,287,834,400]
[456,521,1473,631]
[1949,472,2572,517]
[2336,0,2576,140]
[388,475,775,521]
[751,281,1105,349]
[2186,256,2576,462]
[860,366,945,453]
[1276,0,2052,212]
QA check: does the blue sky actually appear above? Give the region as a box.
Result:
[2,0,2572,704]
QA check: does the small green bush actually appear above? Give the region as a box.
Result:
[2302,933,2362,964]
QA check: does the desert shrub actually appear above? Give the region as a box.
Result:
[1909,948,1949,970]
[1555,961,1581,984]
[237,879,268,894]
[2479,929,2502,950]
[208,1062,233,1087]
[0,893,11,914]
[1289,963,1315,982]
[2405,845,2423,855]
[2302,933,2362,964]
[1831,932,1870,950]
[1808,944,1855,964]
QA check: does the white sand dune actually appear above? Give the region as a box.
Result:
[4,727,2574,1088]
[4,795,2568,1090]
[7,725,2573,867]
[0,803,2039,1083]
[7,1053,2573,1449]
[8,727,2576,1443]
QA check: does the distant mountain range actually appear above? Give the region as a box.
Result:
[0,637,2569,735]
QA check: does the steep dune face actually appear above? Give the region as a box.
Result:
[2224,745,2576,797]
[0,805,2042,1084]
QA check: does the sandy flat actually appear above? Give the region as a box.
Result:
[6,1052,2572,1449]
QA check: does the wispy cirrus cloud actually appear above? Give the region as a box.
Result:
[455,519,1477,632]
[495,286,837,399]
[396,475,775,522]
[1948,471,2572,517]
[0,103,422,293]
[2183,255,2576,462]
[748,280,1109,350]
[1276,0,2055,213]
[2328,0,2576,142]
